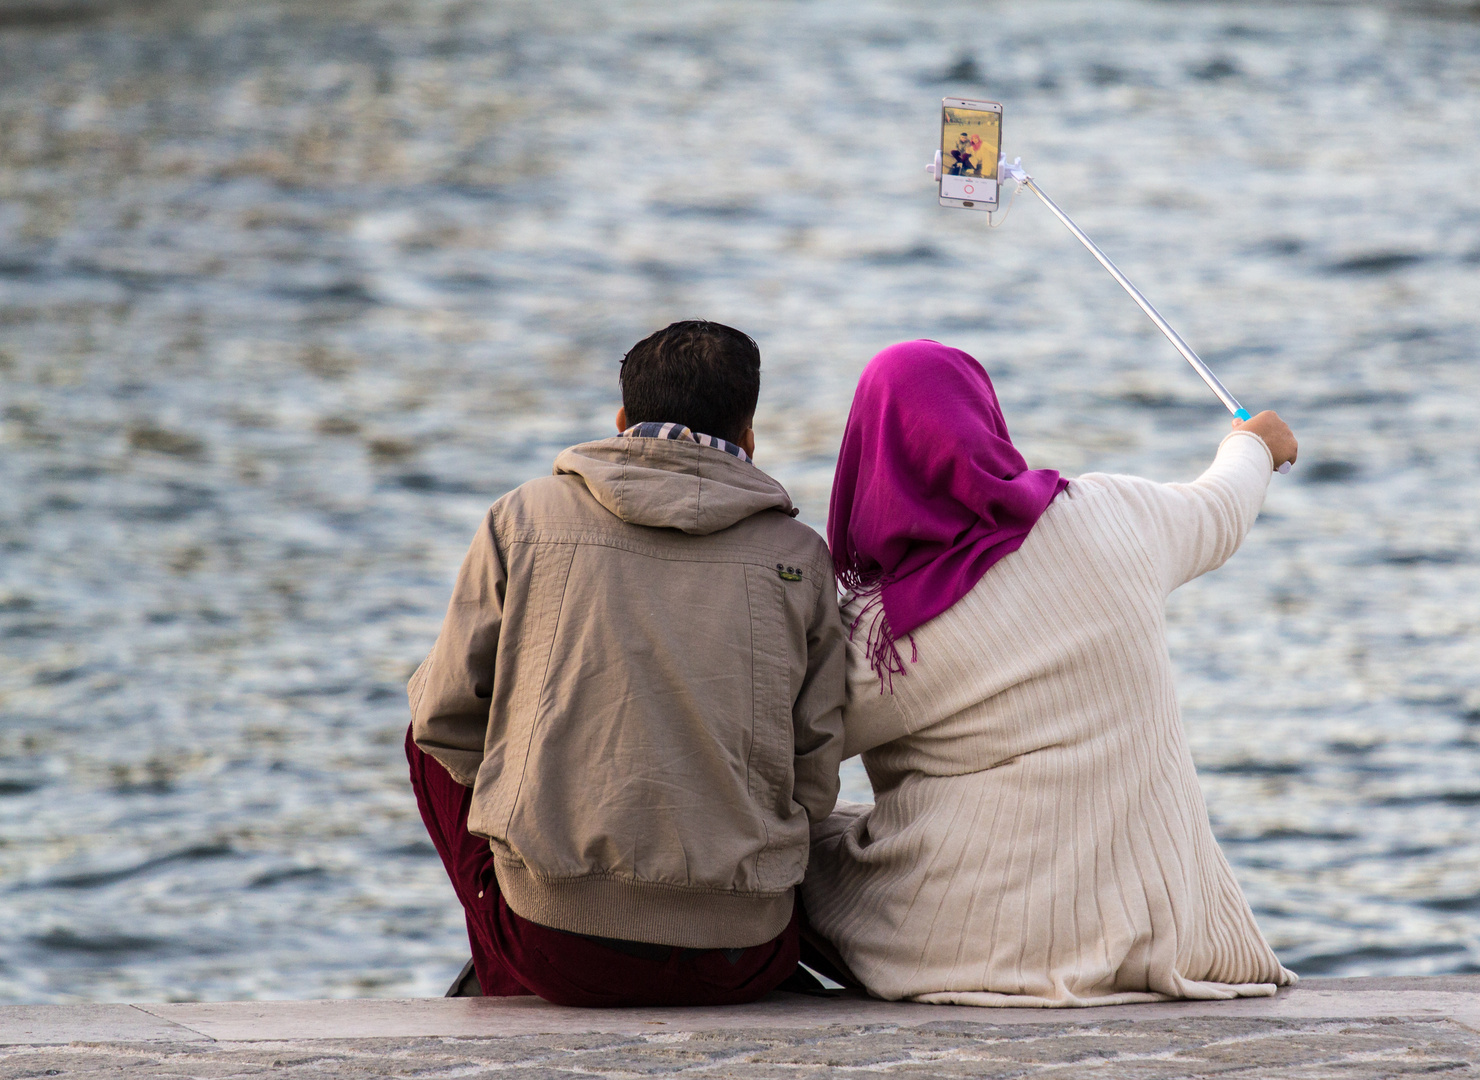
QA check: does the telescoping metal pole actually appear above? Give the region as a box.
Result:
[1012,172,1251,421]
[929,153,1289,470]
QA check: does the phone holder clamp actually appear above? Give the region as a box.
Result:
[925,152,1029,185]
[999,156,1029,184]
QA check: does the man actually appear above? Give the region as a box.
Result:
[406,320,846,1006]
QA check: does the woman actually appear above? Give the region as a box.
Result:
[803,340,1298,1006]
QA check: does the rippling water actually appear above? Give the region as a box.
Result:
[2,0,1479,1002]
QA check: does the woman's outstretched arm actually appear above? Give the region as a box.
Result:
[1111,412,1297,594]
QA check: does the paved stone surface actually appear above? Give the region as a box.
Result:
[1,979,1477,1078]
[0,1004,203,1046]
[0,1017,1477,1078]
[112,984,1480,1041]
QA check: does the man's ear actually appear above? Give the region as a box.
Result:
[739,426,756,459]
[615,406,627,433]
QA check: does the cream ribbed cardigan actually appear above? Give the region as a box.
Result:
[803,430,1296,1006]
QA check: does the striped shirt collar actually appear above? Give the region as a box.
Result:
[621,421,751,464]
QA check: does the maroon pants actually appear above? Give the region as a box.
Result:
[405,727,800,1007]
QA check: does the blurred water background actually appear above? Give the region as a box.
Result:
[1,0,1479,1003]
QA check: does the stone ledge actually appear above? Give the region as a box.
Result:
[1,978,1477,1078]
[3,977,1480,1045]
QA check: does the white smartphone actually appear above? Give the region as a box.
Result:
[939,97,1003,211]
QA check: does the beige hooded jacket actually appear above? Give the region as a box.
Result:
[410,436,847,949]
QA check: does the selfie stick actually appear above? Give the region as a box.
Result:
[931,153,1290,473]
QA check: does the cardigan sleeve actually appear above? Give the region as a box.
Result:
[1109,429,1275,595]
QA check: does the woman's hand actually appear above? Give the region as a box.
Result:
[1232,411,1297,472]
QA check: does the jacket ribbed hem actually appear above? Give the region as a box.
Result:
[494,860,795,950]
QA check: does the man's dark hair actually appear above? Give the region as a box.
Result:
[620,321,760,444]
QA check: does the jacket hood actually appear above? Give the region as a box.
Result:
[553,437,796,535]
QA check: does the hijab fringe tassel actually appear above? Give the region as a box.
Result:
[839,570,917,693]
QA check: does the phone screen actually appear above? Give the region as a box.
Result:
[940,103,1001,206]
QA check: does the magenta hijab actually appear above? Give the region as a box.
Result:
[828,340,1068,682]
